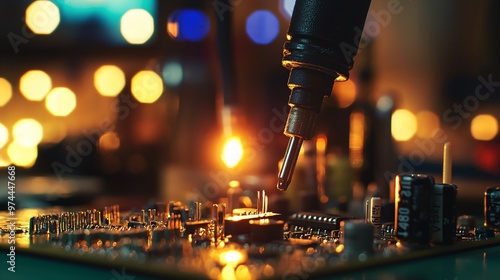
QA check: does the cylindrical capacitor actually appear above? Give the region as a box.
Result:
[431,183,458,244]
[341,220,374,256]
[395,174,434,245]
[484,186,500,229]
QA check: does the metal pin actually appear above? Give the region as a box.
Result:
[443,142,452,184]
[213,204,219,242]
[221,204,226,239]
[96,210,102,227]
[151,209,157,222]
[264,195,268,214]
[197,202,202,220]
[262,190,266,215]
[257,191,261,215]
[87,210,93,226]
[115,205,120,223]
[277,137,303,191]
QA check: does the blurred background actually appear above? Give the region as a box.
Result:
[0,0,499,216]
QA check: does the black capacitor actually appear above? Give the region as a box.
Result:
[395,174,434,245]
[431,183,458,244]
[484,186,500,229]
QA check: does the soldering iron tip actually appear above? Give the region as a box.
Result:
[277,178,289,191]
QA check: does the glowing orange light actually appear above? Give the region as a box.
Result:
[335,244,344,253]
[235,265,251,280]
[19,70,52,101]
[13,118,43,147]
[229,180,240,188]
[221,265,236,280]
[219,250,246,267]
[0,123,8,149]
[0,77,12,106]
[391,109,417,141]
[45,87,77,116]
[349,112,365,168]
[416,111,440,138]
[7,141,38,168]
[94,65,126,97]
[167,22,178,38]
[333,79,356,108]
[99,131,120,151]
[471,114,498,141]
[131,70,163,103]
[222,137,243,168]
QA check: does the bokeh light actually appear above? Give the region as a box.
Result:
[416,111,440,138]
[471,114,498,141]
[99,131,120,151]
[332,80,356,108]
[376,96,394,112]
[219,250,246,267]
[162,61,183,87]
[279,0,296,19]
[13,118,43,147]
[131,70,163,103]
[391,109,417,141]
[42,122,67,144]
[45,87,77,116]
[246,10,280,44]
[7,141,38,168]
[26,0,60,35]
[120,9,154,44]
[222,137,243,168]
[19,70,52,101]
[167,9,210,41]
[94,65,126,97]
[0,153,11,168]
[0,78,12,106]
[0,123,8,149]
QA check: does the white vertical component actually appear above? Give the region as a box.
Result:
[443,142,452,184]
[368,197,382,237]
[261,190,266,215]
[257,191,262,215]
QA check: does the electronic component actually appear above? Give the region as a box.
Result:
[285,212,353,241]
[341,220,374,257]
[432,142,458,244]
[395,174,434,246]
[366,197,382,237]
[277,0,372,191]
[484,186,500,230]
[249,219,284,243]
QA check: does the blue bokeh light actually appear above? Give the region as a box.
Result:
[168,9,210,42]
[245,10,280,45]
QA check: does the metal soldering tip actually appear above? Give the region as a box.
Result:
[277,136,303,191]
